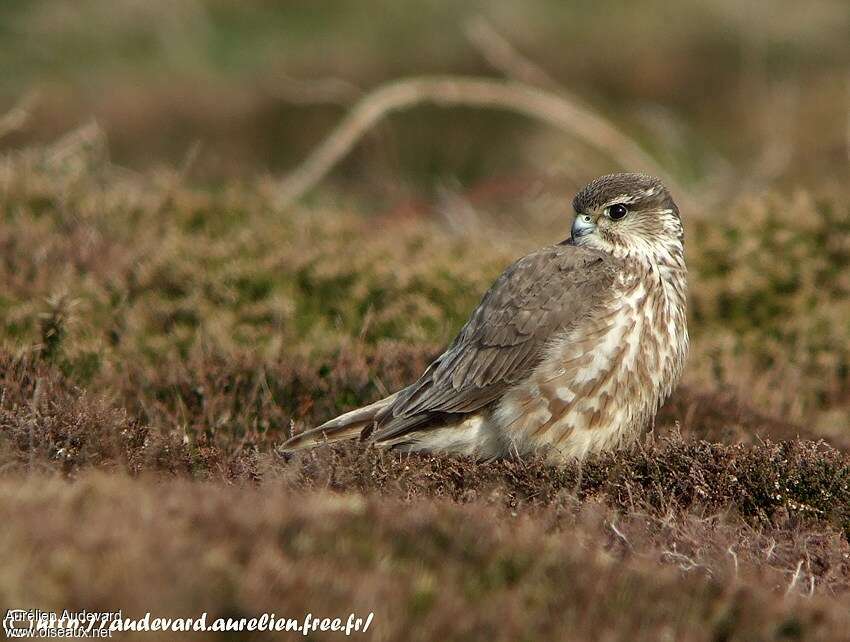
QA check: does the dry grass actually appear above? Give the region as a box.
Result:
[3,141,850,637]
[3,474,850,642]
[3,151,850,435]
[4,344,850,640]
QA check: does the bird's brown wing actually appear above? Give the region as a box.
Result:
[371,242,620,442]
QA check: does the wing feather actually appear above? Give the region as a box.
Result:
[372,242,619,443]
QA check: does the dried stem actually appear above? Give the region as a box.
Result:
[0,92,39,140]
[464,17,560,91]
[274,75,683,210]
[786,559,805,596]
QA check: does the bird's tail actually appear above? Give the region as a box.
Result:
[279,393,398,452]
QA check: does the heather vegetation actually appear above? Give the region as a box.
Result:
[2,1,850,640]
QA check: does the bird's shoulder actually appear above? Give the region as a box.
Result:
[464,242,622,337]
[375,242,623,429]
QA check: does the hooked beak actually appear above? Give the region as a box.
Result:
[571,213,597,240]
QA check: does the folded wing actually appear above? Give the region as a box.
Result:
[370,243,619,443]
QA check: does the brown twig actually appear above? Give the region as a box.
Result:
[464,17,560,91]
[273,75,682,210]
[467,17,706,209]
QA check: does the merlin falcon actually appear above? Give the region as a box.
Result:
[282,173,688,462]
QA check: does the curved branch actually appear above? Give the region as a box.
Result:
[274,76,683,211]
[464,17,561,92]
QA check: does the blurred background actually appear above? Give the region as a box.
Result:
[2,0,849,193]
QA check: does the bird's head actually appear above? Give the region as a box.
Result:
[570,173,683,264]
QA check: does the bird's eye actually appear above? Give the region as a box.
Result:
[608,204,628,220]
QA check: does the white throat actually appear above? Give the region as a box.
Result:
[574,213,687,312]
